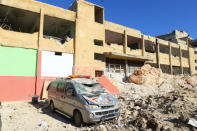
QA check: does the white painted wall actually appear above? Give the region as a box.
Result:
[41,51,73,77]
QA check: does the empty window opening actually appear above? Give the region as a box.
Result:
[94,6,103,24]
[95,70,103,77]
[0,5,39,33]
[43,15,75,44]
[173,66,181,75]
[127,35,141,50]
[182,50,189,58]
[159,44,169,54]
[94,53,104,62]
[55,52,62,56]
[94,39,103,46]
[160,64,171,74]
[145,40,156,53]
[171,47,180,57]
[105,30,124,46]
[183,67,190,74]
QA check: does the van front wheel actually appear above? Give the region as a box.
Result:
[73,110,83,127]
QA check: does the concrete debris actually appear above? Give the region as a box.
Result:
[36,121,48,130]
[186,74,197,87]
[129,64,164,85]
[188,119,197,128]
[1,65,197,130]
[93,125,108,131]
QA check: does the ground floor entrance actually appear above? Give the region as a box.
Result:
[105,58,144,80]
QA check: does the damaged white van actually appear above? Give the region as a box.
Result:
[47,76,121,126]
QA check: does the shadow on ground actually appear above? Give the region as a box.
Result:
[28,101,98,128]
[29,101,73,125]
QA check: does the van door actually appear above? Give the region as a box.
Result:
[61,82,78,116]
[55,82,66,111]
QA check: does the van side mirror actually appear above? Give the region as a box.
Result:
[67,89,74,96]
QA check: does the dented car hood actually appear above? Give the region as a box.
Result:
[82,93,117,106]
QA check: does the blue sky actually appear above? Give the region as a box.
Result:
[36,0,197,39]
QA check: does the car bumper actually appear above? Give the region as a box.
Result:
[84,107,121,123]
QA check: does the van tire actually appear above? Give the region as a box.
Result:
[49,101,54,112]
[73,110,83,127]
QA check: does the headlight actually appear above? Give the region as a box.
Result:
[115,101,120,107]
[85,105,101,110]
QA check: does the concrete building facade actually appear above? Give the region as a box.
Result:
[0,0,197,101]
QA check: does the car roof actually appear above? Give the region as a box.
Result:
[52,78,98,85]
[71,78,98,85]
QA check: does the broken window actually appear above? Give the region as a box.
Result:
[43,15,74,44]
[95,70,103,77]
[160,64,170,74]
[105,30,124,46]
[94,39,103,46]
[171,47,179,57]
[159,44,169,54]
[182,50,189,58]
[173,66,180,75]
[127,35,141,50]
[145,41,156,53]
[94,6,103,24]
[94,53,104,62]
[183,67,190,74]
[0,5,39,33]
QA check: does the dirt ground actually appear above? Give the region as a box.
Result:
[1,65,197,131]
[1,101,79,131]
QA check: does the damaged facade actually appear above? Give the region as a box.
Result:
[0,0,197,101]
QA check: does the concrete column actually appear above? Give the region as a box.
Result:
[156,39,160,69]
[188,46,192,75]
[125,59,128,78]
[38,8,44,48]
[141,35,145,56]
[124,30,127,54]
[186,37,189,46]
[169,42,173,75]
[179,45,183,74]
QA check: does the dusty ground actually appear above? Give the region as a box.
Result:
[1,101,79,131]
[1,66,197,131]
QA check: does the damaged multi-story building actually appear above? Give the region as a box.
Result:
[0,0,197,101]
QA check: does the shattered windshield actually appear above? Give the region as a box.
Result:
[74,82,107,97]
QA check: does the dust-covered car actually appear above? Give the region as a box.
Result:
[47,76,121,126]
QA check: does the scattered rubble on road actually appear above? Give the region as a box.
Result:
[1,65,197,131]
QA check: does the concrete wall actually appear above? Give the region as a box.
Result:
[0,46,37,101]
[73,0,105,77]
[0,0,76,22]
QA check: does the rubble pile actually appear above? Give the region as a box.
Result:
[108,66,197,131]
[129,64,165,85]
